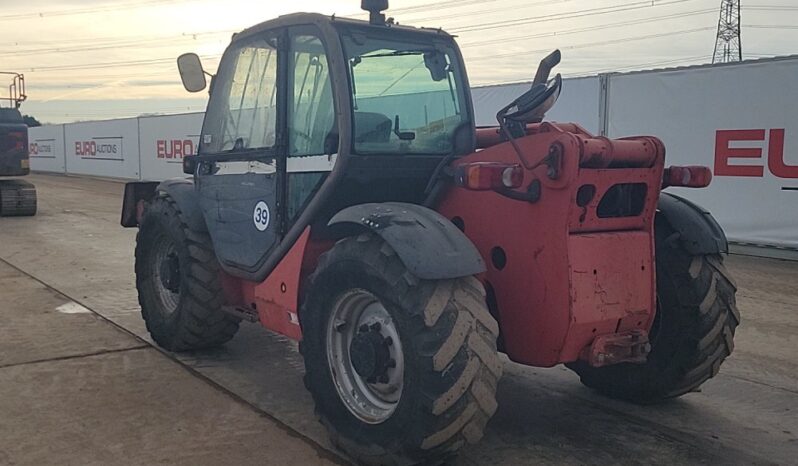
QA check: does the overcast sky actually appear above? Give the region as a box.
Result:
[1,0,795,123]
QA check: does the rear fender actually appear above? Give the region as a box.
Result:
[120,178,205,231]
[657,192,728,254]
[328,202,486,280]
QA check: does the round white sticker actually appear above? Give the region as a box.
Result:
[253,201,270,232]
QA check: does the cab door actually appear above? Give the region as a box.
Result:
[195,32,285,273]
[284,28,337,226]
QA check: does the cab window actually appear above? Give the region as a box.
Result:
[289,35,335,156]
[286,33,335,221]
[342,33,468,155]
[200,36,278,154]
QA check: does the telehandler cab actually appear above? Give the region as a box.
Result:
[121,2,739,464]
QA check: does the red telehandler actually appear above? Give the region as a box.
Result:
[121,2,739,464]
[0,72,37,216]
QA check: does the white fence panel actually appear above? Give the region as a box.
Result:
[63,118,140,179]
[471,76,601,133]
[607,58,798,249]
[138,113,203,181]
[28,125,65,173]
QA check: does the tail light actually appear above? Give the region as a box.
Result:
[663,165,712,188]
[454,162,523,191]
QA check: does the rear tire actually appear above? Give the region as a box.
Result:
[135,194,240,351]
[300,233,501,465]
[569,216,740,403]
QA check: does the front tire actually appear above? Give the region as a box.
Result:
[135,194,240,351]
[300,233,501,465]
[569,215,740,403]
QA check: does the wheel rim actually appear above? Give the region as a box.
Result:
[326,289,405,425]
[151,234,181,315]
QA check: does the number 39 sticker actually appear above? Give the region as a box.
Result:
[253,201,270,232]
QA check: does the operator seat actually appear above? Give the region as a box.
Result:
[353,112,392,143]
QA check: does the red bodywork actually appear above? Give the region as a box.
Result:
[222,123,667,368]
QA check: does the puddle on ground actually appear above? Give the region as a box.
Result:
[55,302,91,314]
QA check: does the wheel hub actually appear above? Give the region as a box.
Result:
[349,323,394,383]
[159,252,180,293]
[326,289,405,424]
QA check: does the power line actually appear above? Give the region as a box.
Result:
[473,54,713,85]
[571,54,713,76]
[458,7,715,48]
[24,23,713,76]
[449,0,696,33]
[742,5,798,11]
[744,24,798,29]
[25,55,221,73]
[475,55,712,87]
[403,0,575,23]
[341,0,503,18]
[465,26,714,62]
[0,30,232,57]
[0,0,192,21]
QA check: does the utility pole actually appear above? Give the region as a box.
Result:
[713,0,742,63]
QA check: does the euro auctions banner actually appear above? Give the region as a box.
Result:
[607,58,798,249]
[64,118,140,179]
[28,125,65,173]
[138,112,203,181]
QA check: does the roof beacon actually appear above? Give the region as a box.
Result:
[362,0,388,25]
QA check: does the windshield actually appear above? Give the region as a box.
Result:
[342,32,469,155]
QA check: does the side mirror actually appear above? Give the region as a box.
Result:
[177,53,207,93]
[424,51,448,82]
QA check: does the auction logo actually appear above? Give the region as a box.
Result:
[75,137,123,161]
[715,129,798,179]
[156,139,195,162]
[30,139,55,158]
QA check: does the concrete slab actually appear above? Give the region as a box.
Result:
[0,174,145,338]
[0,348,339,466]
[0,260,143,367]
[1,173,796,464]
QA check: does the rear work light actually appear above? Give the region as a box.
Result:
[663,165,712,188]
[454,162,524,191]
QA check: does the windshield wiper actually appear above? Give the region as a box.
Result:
[358,49,432,60]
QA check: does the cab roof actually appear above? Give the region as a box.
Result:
[233,12,454,43]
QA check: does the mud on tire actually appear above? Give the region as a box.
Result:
[569,214,740,403]
[135,194,240,351]
[300,233,502,465]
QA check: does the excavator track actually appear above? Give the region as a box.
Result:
[0,179,37,217]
